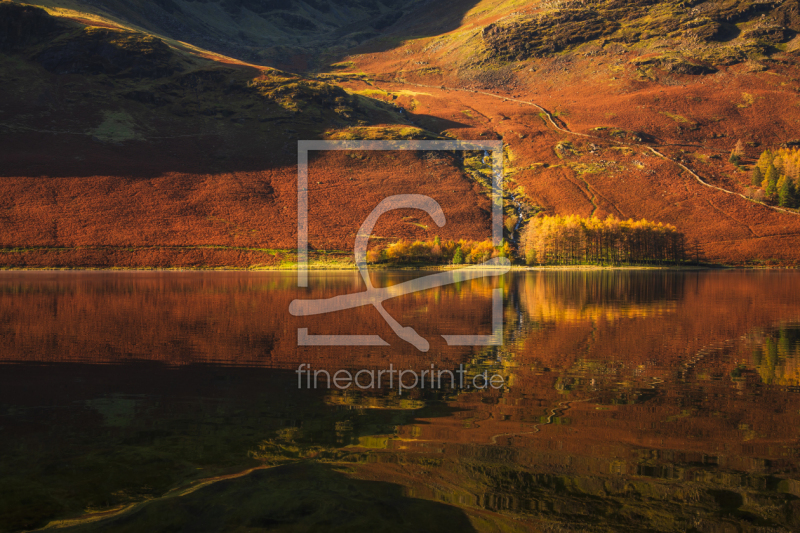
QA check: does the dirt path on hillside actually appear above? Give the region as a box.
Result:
[644,147,798,216]
[371,79,800,219]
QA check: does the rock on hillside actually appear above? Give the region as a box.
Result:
[483,0,800,66]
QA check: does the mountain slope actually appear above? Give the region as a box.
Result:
[10,0,443,69]
[3,0,800,266]
[335,0,800,265]
[0,1,498,269]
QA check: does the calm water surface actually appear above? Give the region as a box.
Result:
[1,271,800,532]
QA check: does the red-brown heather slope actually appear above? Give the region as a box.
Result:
[337,0,800,265]
[0,2,495,268]
[340,0,800,263]
[2,0,800,266]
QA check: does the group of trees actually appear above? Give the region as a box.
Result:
[521,215,686,265]
[369,215,686,266]
[748,147,800,207]
[367,236,512,265]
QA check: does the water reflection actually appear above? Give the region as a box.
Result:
[748,325,800,387]
[1,271,800,531]
[518,270,683,323]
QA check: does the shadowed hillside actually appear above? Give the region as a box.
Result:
[13,0,484,70]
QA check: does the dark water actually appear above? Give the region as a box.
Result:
[1,271,800,532]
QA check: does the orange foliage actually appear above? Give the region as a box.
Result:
[522,214,685,265]
[378,237,511,264]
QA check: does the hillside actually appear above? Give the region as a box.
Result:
[4,0,436,70]
[2,0,800,266]
[339,0,800,265]
[0,1,493,268]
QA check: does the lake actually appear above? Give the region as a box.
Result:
[1,270,799,532]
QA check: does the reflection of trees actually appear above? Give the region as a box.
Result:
[517,271,684,323]
[750,324,800,386]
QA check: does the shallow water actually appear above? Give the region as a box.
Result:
[1,270,800,532]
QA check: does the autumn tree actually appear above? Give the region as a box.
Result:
[757,149,775,174]
[774,155,786,175]
[751,166,763,186]
[452,246,464,265]
[431,241,442,260]
[764,164,779,201]
[778,175,797,208]
[786,155,800,186]
[729,140,744,165]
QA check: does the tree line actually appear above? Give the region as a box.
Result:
[747,147,800,207]
[367,236,512,265]
[521,215,686,265]
[367,217,687,266]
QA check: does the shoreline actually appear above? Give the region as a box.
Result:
[0,264,782,272]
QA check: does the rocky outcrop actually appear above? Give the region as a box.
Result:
[631,54,717,76]
[482,8,621,61]
[482,0,800,64]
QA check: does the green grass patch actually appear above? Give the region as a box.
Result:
[660,111,690,123]
[327,126,440,141]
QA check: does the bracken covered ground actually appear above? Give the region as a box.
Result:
[2,0,800,267]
